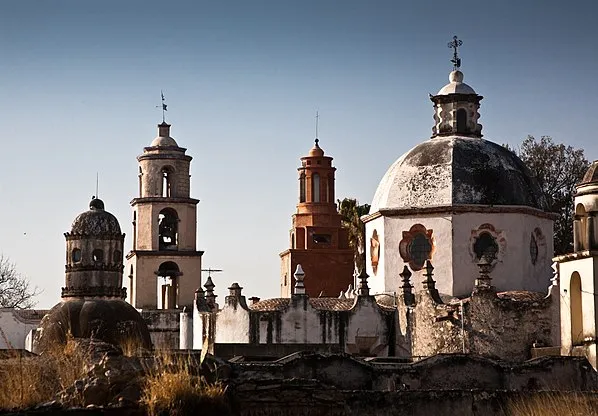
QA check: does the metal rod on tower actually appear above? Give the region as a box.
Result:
[447,35,463,70]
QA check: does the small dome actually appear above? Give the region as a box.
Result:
[436,70,477,95]
[580,161,598,185]
[308,140,324,157]
[70,198,122,236]
[150,135,178,147]
[370,136,547,212]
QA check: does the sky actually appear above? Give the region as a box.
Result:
[0,0,597,309]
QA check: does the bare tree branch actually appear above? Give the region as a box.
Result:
[0,255,40,309]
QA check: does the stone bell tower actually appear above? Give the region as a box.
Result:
[279,139,354,297]
[126,122,203,310]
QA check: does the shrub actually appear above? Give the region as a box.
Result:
[141,352,228,416]
[0,337,87,410]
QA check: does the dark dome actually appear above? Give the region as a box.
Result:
[34,299,152,353]
[371,136,547,212]
[580,161,598,185]
[70,198,122,236]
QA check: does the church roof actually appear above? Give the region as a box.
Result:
[436,70,476,95]
[249,297,394,312]
[580,160,598,184]
[69,198,122,236]
[370,136,547,213]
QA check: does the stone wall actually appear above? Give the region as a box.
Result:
[140,310,180,349]
[398,268,559,362]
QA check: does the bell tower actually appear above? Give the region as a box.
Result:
[279,139,354,297]
[126,122,203,310]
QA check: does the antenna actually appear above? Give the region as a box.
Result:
[95,172,99,198]
[315,111,319,145]
[201,268,223,278]
[447,35,463,70]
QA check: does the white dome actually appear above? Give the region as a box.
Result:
[437,70,476,95]
[150,135,178,147]
[370,136,546,213]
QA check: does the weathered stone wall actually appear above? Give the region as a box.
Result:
[140,309,180,349]
[399,282,558,361]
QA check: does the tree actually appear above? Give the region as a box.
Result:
[0,255,39,308]
[338,198,371,274]
[508,136,589,255]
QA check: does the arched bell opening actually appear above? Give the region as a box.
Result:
[456,108,468,134]
[161,166,175,198]
[158,208,179,251]
[156,261,182,309]
[574,203,587,251]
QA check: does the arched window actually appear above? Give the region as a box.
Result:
[113,250,122,263]
[92,249,104,263]
[570,272,583,346]
[299,173,306,203]
[158,208,179,250]
[575,203,587,250]
[72,248,81,263]
[157,261,181,310]
[313,173,320,203]
[138,167,143,196]
[129,265,134,304]
[473,232,499,262]
[162,166,174,198]
[399,224,434,271]
[456,108,467,134]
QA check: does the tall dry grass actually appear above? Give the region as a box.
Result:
[505,391,598,416]
[0,338,87,410]
[141,352,228,416]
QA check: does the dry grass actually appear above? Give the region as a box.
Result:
[505,392,598,416]
[116,335,147,357]
[141,352,228,416]
[0,338,87,410]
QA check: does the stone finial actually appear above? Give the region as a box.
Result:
[475,255,493,288]
[422,260,436,290]
[294,264,306,295]
[204,276,217,309]
[400,265,413,290]
[357,270,370,296]
[399,265,415,306]
[346,283,354,299]
[228,282,243,297]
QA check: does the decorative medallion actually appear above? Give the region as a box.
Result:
[399,224,434,271]
[370,230,380,275]
[530,234,538,265]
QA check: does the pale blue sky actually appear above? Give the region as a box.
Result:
[1,0,597,308]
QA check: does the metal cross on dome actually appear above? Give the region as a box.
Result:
[448,36,463,70]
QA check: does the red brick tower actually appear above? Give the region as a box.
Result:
[279,139,354,297]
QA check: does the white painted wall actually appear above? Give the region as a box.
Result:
[0,309,41,349]
[365,216,385,294]
[367,210,553,297]
[452,212,553,296]
[215,303,250,343]
[345,297,390,356]
[279,299,321,344]
[559,256,597,369]
[374,215,453,296]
